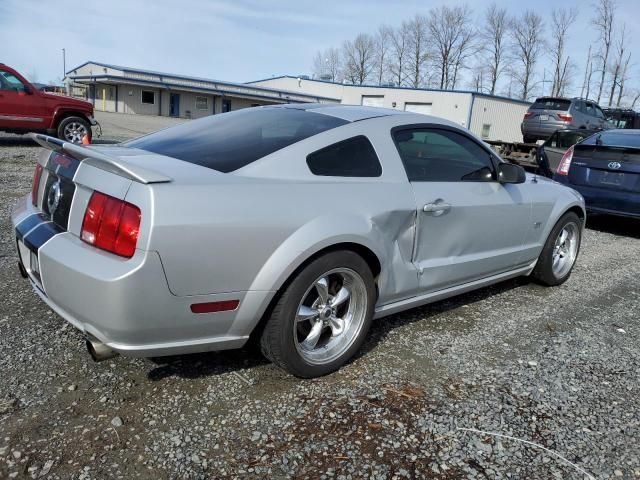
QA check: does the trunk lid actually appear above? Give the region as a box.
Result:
[569,145,640,193]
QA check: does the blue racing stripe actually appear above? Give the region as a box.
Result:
[46,152,80,180]
[15,213,46,240]
[21,222,63,252]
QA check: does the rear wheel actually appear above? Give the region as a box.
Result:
[260,251,375,378]
[530,212,582,286]
[57,116,91,144]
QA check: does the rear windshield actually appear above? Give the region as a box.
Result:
[126,107,348,172]
[580,131,640,149]
[530,98,571,111]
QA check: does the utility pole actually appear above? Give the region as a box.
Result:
[62,48,66,78]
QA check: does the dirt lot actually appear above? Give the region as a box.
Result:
[1,116,639,479]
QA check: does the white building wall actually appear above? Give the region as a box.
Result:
[120,85,162,116]
[94,83,117,113]
[469,96,530,142]
[250,77,473,129]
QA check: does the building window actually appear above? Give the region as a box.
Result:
[195,96,209,110]
[222,99,232,113]
[481,124,491,138]
[307,136,382,177]
[141,90,155,105]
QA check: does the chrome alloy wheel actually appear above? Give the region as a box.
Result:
[294,268,368,365]
[552,222,579,278]
[63,121,88,143]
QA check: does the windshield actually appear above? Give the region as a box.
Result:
[530,98,571,111]
[126,107,348,172]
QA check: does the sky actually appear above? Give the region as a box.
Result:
[1,0,639,99]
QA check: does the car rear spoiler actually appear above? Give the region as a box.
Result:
[30,134,172,184]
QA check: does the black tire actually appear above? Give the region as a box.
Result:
[57,116,92,144]
[530,212,582,286]
[260,250,376,378]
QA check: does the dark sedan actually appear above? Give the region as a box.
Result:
[554,129,640,218]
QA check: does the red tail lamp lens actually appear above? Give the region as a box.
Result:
[556,146,574,176]
[81,191,141,258]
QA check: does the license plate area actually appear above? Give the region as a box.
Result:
[600,171,625,186]
[539,115,549,121]
[16,237,42,284]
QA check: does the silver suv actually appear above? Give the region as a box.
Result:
[521,97,608,143]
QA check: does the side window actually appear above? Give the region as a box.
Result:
[585,103,596,117]
[594,106,605,119]
[306,136,382,177]
[574,101,585,114]
[393,128,494,182]
[0,71,27,92]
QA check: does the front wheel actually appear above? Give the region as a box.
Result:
[530,212,582,286]
[260,251,376,378]
[57,116,92,144]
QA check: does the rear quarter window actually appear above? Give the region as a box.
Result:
[580,131,640,149]
[531,98,571,111]
[306,136,382,177]
[125,108,348,173]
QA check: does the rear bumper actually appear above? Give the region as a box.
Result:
[12,195,272,357]
[552,177,640,218]
[521,123,571,139]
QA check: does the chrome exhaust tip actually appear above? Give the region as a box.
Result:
[86,337,118,362]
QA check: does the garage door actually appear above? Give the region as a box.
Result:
[404,103,433,115]
[361,95,385,107]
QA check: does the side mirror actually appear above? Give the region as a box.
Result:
[497,163,526,184]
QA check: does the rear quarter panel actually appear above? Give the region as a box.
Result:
[147,116,421,305]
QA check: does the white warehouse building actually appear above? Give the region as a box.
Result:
[65,62,530,143]
[64,62,338,119]
[249,76,531,143]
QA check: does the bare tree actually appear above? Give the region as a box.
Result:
[312,47,342,82]
[630,89,640,109]
[592,0,616,103]
[372,25,392,85]
[389,22,410,86]
[616,53,631,106]
[449,26,476,89]
[608,24,628,106]
[480,4,508,95]
[426,5,475,89]
[342,33,375,85]
[550,7,578,96]
[509,11,545,101]
[581,45,594,98]
[406,15,429,88]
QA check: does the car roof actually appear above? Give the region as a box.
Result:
[272,103,407,122]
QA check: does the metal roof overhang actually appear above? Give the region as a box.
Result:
[68,75,338,104]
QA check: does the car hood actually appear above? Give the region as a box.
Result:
[41,92,93,111]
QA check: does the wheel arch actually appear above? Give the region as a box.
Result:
[52,108,91,128]
[245,239,383,342]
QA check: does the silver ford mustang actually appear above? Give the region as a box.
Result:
[13,104,585,378]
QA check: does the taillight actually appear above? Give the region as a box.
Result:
[557,113,573,122]
[557,146,574,176]
[81,191,141,258]
[31,164,44,206]
[524,112,534,119]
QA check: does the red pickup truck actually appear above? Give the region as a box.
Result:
[0,63,97,143]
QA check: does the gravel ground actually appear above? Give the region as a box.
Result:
[1,118,639,479]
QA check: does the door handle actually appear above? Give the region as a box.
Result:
[423,200,451,216]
